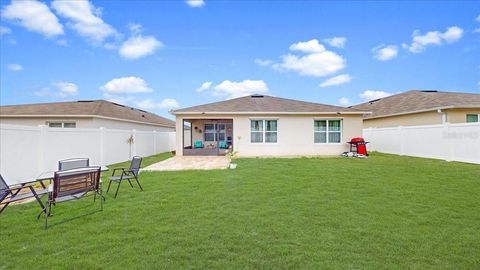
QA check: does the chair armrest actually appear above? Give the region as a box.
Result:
[111,168,127,176]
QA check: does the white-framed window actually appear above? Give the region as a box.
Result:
[466,114,479,123]
[204,124,215,141]
[47,122,76,128]
[314,119,342,143]
[250,119,277,143]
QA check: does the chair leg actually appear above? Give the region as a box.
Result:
[106,180,112,193]
[114,181,122,198]
[0,203,9,215]
[134,176,143,191]
[127,179,134,188]
[44,202,50,230]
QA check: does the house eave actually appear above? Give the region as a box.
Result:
[171,111,371,115]
[363,105,480,120]
[0,114,175,128]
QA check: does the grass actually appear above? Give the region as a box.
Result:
[1,152,479,269]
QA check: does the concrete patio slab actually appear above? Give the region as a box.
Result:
[142,156,230,171]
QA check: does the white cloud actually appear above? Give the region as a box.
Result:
[135,98,179,110]
[128,23,143,34]
[100,76,153,94]
[275,51,346,77]
[119,35,163,59]
[338,97,351,106]
[289,39,325,53]
[0,26,12,35]
[474,28,480,34]
[272,39,346,77]
[1,0,63,37]
[403,26,464,53]
[319,74,351,87]
[7,63,23,71]
[212,80,268,99]
[254,59,273,66]
[186,0,205,8]
[323,37,347,48]
[53,81,79,97]
[360,90,393,101]
[196,81,212,92]
[34,81,78,98]
[51,0,116,43]
[372,44,399,61]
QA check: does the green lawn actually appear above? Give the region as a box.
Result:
[1,153,479,269]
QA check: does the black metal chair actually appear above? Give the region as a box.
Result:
[107,156,143,198]
[58,158,89,171]
[0,174,47,215]
[45,167,102,229]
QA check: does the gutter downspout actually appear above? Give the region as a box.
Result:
[437,109,447,124]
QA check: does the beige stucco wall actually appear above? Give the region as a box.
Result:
[0,116,175,131]
[176,114,363,157]
[363,108,480,128]
[444,108,480,123]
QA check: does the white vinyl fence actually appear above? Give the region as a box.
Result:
[363,122,480,164]
[0,124,176,184]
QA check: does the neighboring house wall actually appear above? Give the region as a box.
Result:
[0,117,94,127]
[363,108,480,128]
[0,116,175,131]
[363,111,443,128]
[445,108,480,123]
[176,114,363,157]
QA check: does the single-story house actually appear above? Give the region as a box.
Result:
[352,90,480,128]
[0,100,175,131]
[171,94,369,157]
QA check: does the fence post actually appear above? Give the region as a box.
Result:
[99,127,105,165]
[153,130,157,154]
[38,125,47,172]
[132,129,137,156]
[444,122,453,162]
[399,126,404,155]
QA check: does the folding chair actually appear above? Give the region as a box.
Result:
[58,158,89,171]
[0,174,47,215]
[107,156,143,198]
[45,167,102,229]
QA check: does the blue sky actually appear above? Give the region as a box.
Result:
[1,0,479,119]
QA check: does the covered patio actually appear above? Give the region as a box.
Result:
[182,118,233,156]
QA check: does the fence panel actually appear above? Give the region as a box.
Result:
[363,122,480,164]
[0,124,176,184]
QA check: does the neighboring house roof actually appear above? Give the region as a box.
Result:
[0,100,176,128]
[352,90,480,119]
[172,94,368,115]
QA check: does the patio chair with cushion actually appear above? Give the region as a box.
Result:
[107,156,143,198]
[194,140,204,148]
[0,174,47,215]
[58,158,89,171]
[218,141,228,149]
[44,167,102,229]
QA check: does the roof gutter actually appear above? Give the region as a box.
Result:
[364,106,461,120]
[0,114,175,128]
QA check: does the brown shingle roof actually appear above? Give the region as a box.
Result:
[172,94,366,114]
[0,100,175,127]
[351,90,480,119]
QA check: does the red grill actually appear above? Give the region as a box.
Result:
[347,137,369,156]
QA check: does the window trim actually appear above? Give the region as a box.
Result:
[250,119,278,144]
[314,119,343,144]
[47,121,76,128]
